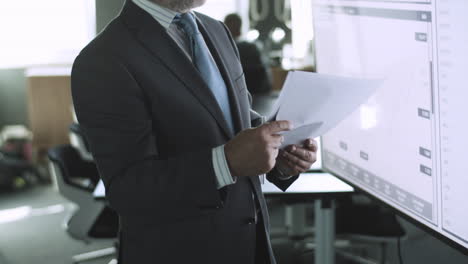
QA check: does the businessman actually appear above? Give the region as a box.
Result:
[71,0,317,263]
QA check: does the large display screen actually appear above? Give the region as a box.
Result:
[314,0,468,251]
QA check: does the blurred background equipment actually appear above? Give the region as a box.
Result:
[0,125,43,190]
[224,13,273,95]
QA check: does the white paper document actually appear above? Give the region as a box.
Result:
[268,71,382,148]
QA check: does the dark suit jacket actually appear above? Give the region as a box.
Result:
[71,1,297,263]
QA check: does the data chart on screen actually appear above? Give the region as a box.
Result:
[312,0,468,251]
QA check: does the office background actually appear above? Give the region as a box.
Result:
[0,0,467,263]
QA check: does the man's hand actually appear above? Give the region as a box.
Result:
[276,138,318,177]
[225,120,292,177]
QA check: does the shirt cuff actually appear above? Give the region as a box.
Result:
[274,166,295,181]
[212,145,237,189]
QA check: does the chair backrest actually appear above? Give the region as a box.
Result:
[69,123,94,161]
[48,144,113,241]
[48,145,100,191]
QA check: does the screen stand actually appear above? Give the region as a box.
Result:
[315,198,335,264]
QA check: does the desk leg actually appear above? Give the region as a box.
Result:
[315,199,335,264]
[285,204,307,238]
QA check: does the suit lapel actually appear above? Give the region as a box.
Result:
[194,16,264,207]
[121,1,234,138]
[197,16,269,233]
[249,175,265,208]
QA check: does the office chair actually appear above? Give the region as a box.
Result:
[334,204,407,264]
[48,145,118,263]
[69,123,119,264]
[69,123,93,162]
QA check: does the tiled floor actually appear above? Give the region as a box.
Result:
[0,185,114,264]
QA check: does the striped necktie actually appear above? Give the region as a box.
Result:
[174,13,235,134]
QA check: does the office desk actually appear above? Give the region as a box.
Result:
[93,172,352,197]
[93,172,353,264]
[262,172,353,196]
[262,172,354,264]
[93,180,105,200]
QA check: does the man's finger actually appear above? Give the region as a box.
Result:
[305,138,318,152]
[268,134,283,149]
[282,150,311,170]
[284,158,304,175]
[284,145,315,162]
[284,144,297,153]
[272,148,279,159]
[264,120,293,134]
[291,146,316,163]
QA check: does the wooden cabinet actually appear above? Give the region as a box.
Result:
[26,68,73,150]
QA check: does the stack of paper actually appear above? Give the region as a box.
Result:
[268,71,382,148]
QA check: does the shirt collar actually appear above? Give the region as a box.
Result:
[132,0,178,29]
[132,0,195,30]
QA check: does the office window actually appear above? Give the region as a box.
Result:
[195,0,239,21]
[290,0,314,66]
[0,0,96,69]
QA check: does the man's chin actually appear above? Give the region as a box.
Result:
[191,0,207,9]
[155,0,207,13]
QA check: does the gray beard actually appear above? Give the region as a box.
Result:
[152,0,206,13]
